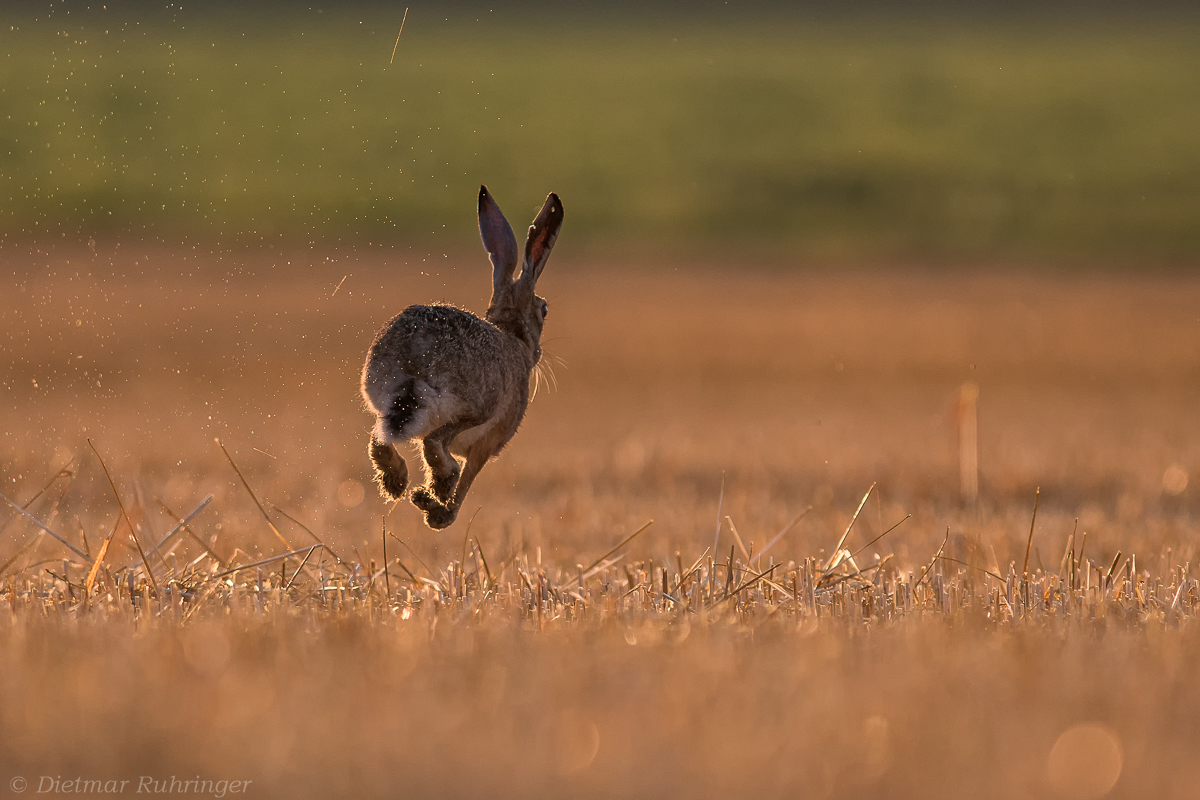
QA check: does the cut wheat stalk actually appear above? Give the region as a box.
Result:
[216,438,291,551]
[577,520,654,587]
[147,495,214,560]
[213,545,322,581]
[823,482,876,573]
[0,492,92,564]
[88,439,158,591]
[0,457,75,539]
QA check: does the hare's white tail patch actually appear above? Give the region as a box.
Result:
[368,374,464,445]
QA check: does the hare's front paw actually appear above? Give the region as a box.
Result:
[411,487,457,529]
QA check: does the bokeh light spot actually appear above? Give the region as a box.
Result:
[554,712,601,776]
[1046,723,1123,799]
[337,479,365,508]
[1162,464,1188,496]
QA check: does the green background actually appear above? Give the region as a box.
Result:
[3,4,1199,259]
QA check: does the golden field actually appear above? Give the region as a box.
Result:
[2,243,1200,798]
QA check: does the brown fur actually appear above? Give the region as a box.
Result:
[360,186,563,528]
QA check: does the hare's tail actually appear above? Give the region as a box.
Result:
[365,373,431,443]
[384,376,423,438]
[369,434,409,500]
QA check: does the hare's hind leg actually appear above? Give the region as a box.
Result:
[411,491,456,529]
[410,422,475,527]
[369,434,408,500]
[421,423,467,502]
[412,443,490,530]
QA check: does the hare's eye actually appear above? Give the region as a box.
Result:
[540,302,549,319]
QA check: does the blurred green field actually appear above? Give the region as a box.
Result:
[2,6,1200,257]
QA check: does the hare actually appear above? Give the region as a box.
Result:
[360,186,563,529]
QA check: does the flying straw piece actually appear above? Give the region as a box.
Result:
[330,275,348,298]
[389,8,409,65]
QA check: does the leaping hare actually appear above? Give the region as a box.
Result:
[360,186,563,529]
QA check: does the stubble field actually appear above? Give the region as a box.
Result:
[2,244,1200,798]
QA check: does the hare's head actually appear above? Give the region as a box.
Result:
[478,185,563,363]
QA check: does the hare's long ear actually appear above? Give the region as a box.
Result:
[517,192,563,291]
[478,185,518,292]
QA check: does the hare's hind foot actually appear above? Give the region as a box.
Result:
[423,424,473,503]
[369,435,409,500]
[411,487,458,529]
[431,468,460,504]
